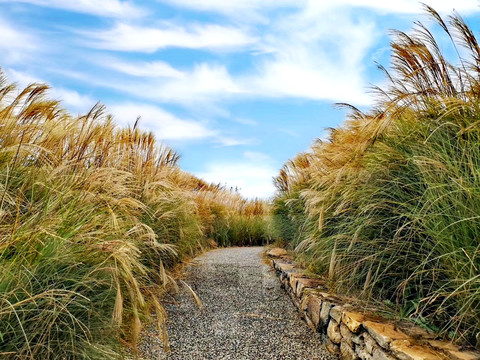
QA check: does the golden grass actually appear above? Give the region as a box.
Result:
[0,73,272,359]
[273,6,480,345]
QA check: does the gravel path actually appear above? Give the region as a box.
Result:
[138,247,338,360]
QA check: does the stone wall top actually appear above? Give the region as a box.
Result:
[267,248,480,360]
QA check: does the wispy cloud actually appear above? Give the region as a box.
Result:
[50,88,96,114]
[234,118,258,126]
[215,136,256,147]
[85,22,256,52]
[109,103,216,141]
[155,0,293,22]
[277,128,299,137]
[244,151,270,162]
[80,5,377,106]
[156,0,288,13]
[4,68,41,86]
[4,0,144,18]
[196,161,277,199]
[79,62,242,106]
[240,7,377,105]
[0,18,37,64]
[5,68,96,113]
[108,103,252,146]
[158,0,480,17]
[106,59,185,78]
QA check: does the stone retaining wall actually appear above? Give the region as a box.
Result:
[267,249,480,360]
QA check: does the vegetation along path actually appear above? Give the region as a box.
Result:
[138,247,338,359]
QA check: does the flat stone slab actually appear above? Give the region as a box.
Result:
[266,247,288,258]
[269,252,480,360]
[363,321,410,350]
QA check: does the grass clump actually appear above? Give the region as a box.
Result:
[0,75,272,358]
[273,6,480,345]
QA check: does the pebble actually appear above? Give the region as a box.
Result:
[137,247,338,360]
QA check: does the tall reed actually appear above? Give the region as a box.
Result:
[273,6,480,344]
[0,74,272,359]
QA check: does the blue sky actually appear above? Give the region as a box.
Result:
[1,0,480,198]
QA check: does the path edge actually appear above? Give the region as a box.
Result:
[265,248,480,360]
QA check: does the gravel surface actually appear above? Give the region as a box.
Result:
[137,247,338,360]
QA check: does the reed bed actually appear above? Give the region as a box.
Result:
[273,6,480,345]
[0,74,272,359]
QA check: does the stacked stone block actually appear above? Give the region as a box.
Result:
[267,249,480,360]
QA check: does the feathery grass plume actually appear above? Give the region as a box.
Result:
[0,72,273,359]
[273,6,480,345]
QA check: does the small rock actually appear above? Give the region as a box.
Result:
[363,321,410,350]
[352,333,365,345]
[342,311,365,333]
[340,339,359,360]
[327,319,342,344]
[320,301,333,327]
[305,314,316,331]
[429,340,480,360]
[296,277,326,298]
[330,305,344,323]
[285,268,300,283]
[280,268,298,284]
[357,344,374,360]
[266,248,288,258]
[326,339,340,354]
[289,273,305,294]
[318,291,347,304]
[372,347,396,360]
[400,325,436,340]
[340,323,354,347]
[299,293,311,312]
[390,339,446,360]
[364,332,376,354]
[306,294,323,329]
[273,260,295,273]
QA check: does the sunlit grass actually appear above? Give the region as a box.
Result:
[273,6,480,345]
[0,74,272,359]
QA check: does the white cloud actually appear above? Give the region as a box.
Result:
[81,62,241,106]
[197,162,277,199]
[107,59,185,79]
[237,7,377,105]
[15,0,478,113]
[50,88,96,114]
[4,68,41,86]
[157,0,289,13]
[156,63,242,102]
[234,118,258,126]
[4,0,144,18]
[4,68,95,113]
[244,151,270,162]
[86,23,256,52]
[109,103,216,141]
[156,0,294,22]
[109,103,253,146]
[80,5,378,106]
[158,0,480,17]
[215,136,255,147]
[0,18,37,64]
[323,0,480,15]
